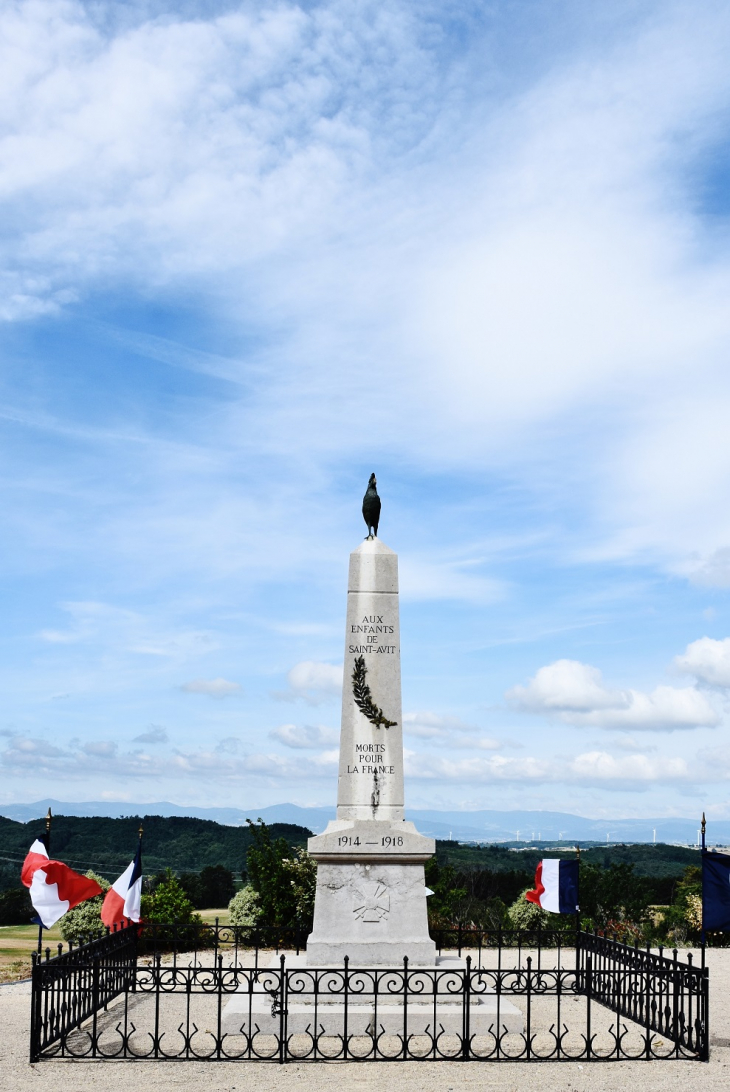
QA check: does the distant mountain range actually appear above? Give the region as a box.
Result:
[1,799,726,845]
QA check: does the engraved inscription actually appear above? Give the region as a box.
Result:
[348,615,396,655]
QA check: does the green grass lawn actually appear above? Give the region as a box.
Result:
[0,913,231,982]
[0,922,63,982]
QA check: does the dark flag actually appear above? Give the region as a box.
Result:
[702,850,730,931]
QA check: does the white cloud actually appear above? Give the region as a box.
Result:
[407,749,692,786]
[568,751,689,783]
[674,636,730,687]
[273,661,343,705]
[399,559,504,605]
[0,733,337,782]
[180,677,241,698]
[403,711,501,749]
[507,660,626,714]
[507,658,720,731]
[37,602,220,661]
[133,725,168,743]
[269,723,339,749]
[81,740,118,757]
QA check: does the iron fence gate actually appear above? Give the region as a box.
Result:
[29,926,708,1063]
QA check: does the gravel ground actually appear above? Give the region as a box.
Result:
[1,948,728,1092]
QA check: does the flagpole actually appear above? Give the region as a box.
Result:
[575,843,581,949]
[38,807,52,954]
[700,812,706,969]
[134,823,143,929]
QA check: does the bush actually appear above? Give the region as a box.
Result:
[0,887,33,926]
[59,871,110,946]
[652,865,702,945]
[246,820,316,926]
[507,890,552,931]
[140,872,202,925]
[282,848,317,921]
[424,858,467,925]
[228,885,262,928]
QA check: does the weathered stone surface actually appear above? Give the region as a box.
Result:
[305,859,435,966]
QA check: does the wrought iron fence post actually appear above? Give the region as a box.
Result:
[216,953,223,1060]
[278,953,288,1064]
[342,955,350,1060]
[700,964,709,1062]
[29,952,41,1062]
[153,951,162,1058]
[671,949,679,1059]
[525,956,532,1060]
[401,956,408,1060]
[462,955,471,1059]
[585,953,592,1060]
[91,954,100,1058]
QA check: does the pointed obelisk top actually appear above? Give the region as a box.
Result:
[348,536,398,595]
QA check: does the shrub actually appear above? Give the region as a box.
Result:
[424,858,467,925]
[59,871,110,946]
[507,890,552,931]
[228,885,262,928]
[282,848,317,921]
[140,872,201,925]
[654,865,702,945]
[246,820,316,926]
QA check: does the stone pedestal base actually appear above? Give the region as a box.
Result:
[221,957,524,1037]
[306,819,436,966]
[221,993,524,1037]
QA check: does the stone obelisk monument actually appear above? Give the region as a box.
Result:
[306,475,436,965]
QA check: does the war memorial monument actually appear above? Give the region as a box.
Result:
[222,476,522,1034]
[26,475,708,1061]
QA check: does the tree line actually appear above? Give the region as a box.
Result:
[0,816,713,944]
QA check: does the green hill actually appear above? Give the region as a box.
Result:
[434,840,700,878]
[0,814,312,892]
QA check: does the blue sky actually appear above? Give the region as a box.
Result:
[3,0,730,821]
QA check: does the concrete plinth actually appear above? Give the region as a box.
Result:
[222,955,524,1037]
[306,849,436,966]
[221,993,524,1037]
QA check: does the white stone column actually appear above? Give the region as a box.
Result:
[306,537,436,966]
[337,538,403,821]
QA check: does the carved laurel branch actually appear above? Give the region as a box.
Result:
[352,655,397,729]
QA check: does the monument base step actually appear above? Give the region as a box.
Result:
[221,994,523,1036]
[221,955,523,1036]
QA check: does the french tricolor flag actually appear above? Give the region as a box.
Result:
[101,843,142,928]
[526,859,579,914]
[21,840,103,928]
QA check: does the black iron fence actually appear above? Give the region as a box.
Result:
[29,925,708,1063]
[30,925,137,1060]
